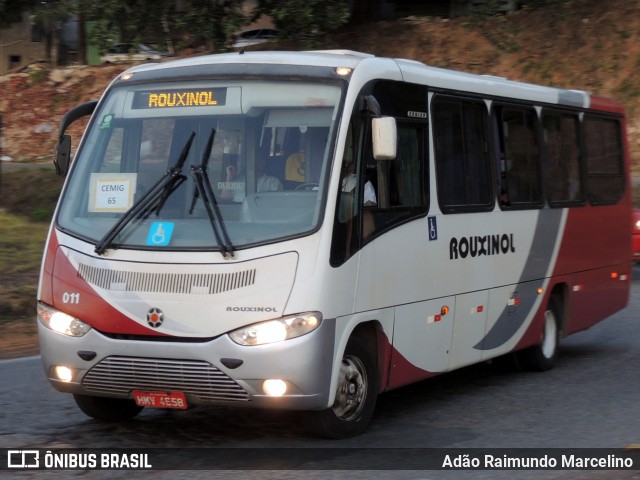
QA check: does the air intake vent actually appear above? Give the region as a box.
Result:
[82,356,250,402]
[77,263,256,295]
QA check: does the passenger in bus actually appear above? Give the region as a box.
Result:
[221,157,283,202]
[342,173,377,206]
[338,164,377,226]
[256,157,283,193]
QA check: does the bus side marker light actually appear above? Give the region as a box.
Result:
[573,285,584,292]
[427,315,441,323]
[619,274,628,281]
[537,288,544,295]
[440,306,450,316]
[507,298,520,306]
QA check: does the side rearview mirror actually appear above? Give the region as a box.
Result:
[372,117,397,160]
[54,135,72,176]
[53,100,98,176]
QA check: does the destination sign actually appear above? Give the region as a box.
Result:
[132,88,227,109]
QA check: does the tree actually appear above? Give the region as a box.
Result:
[174,0,246,53]
[87,0,175,53]
[349,0,382,24]
[31,0,76,66]
[86,0,244,55]
[0,0,38,29]
[77,0,87,64]
[254,0,350,49]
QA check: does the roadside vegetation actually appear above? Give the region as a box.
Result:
[0,169,63,323]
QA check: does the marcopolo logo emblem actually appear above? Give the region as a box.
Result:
[146,308,164,328]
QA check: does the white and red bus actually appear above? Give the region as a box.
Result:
[37,50,631,438]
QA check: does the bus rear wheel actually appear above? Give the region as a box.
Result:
[304,335,378,439]
[518,298,560,371]
[73,394,144,421]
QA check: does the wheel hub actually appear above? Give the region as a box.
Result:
[332,356,367,420]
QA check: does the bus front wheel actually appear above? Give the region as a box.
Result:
[304,335,378,439]
[518,298,560,371]
[73,394,144,421]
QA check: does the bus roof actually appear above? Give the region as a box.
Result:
[124,50,620,112]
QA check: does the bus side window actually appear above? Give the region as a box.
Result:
[583,115,625,206]
[332,119,367,264]
[331,80,429,266]
[542,111,583,206]
[432,96,492,213]
[367,123,426,237]
[496,105,542,208]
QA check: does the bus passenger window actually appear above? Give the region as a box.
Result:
[432,96,492,213]
[583,115,625,205]
[495,106,542,208]
[542,112,582,206]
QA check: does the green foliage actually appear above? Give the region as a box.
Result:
[28,67,48,86]
[0,212,49,319]
[31,0,76,24]
[87,0,246,54]
[254,0,350,49]
[87,0,175,52]
[0,170,63,222]
[0,0,38,29]
[174,0,246,52]
[0,170,61,320]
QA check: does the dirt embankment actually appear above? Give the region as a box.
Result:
[1,1,640,164]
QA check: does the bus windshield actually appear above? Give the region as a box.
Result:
[57,80,342,252]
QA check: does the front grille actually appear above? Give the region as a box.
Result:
[77,263,256,295]
[82,356,250,402]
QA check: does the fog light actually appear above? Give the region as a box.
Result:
[54,366,74,383]
[263,379,287,397]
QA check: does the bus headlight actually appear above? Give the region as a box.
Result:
[37,303,92,337]
[229,312,322,346]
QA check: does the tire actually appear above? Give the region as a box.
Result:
[518,298,560,371]
[304,335,378,439]
[73,394,144,421]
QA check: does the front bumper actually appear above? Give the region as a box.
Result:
[38,317,336,410]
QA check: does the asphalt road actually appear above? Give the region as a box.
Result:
[2,269,640,480]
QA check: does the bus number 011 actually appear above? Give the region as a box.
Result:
[62,292,81,304]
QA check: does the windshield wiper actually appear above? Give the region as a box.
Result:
[189,128,235,259]
[94,132,196,255]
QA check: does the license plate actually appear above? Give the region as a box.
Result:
[133,390,188,409]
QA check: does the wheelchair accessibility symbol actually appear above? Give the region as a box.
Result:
[428,216,437,241]
[146,222,175,246]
